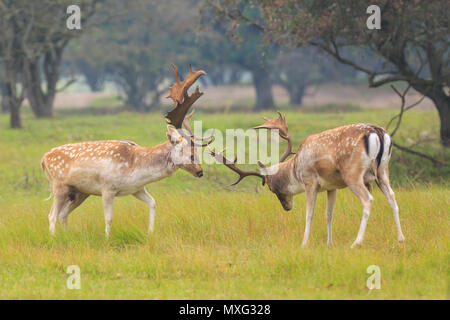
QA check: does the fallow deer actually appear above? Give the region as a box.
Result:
[210,112,405,248]
[41,64,213,237]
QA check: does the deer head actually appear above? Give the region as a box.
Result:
[210,112,296,210]
[165,64,214,178]
[255,112,296,210]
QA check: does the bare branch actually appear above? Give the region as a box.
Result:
[56,78,76,93]
[387,84,428,137]
[393,142,446,166]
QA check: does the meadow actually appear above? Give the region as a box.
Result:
[0,106,448,299]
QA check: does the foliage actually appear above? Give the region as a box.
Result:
[64,32,107,92]
[200,2,278,110]
[208,0,450,146]
[0,0,100,126]
[271,47,356,106]
[69,0,201,112]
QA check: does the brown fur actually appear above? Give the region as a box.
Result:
[260,123,404,247]
[41,131,204,237]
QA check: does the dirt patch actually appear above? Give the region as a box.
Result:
[196,84,434,110]
[45,84,435,110]
[53,92,113,109]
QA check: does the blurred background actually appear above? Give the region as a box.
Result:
[0,0,448,300]
[0,0,448,188]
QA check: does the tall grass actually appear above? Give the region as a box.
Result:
[0,109,448,299]
[0,188,447,299]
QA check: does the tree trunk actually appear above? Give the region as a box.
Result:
[24,47,64,118]
[10,100,21,128]
[4,83,22,128]
[148,91,161,111]
[430,88,450,147]
[24,60,54,118]
[1,85,8,113]
[251,66,275,110]
[86,76,103,92]
[26,91,54,118]
[125,83,148,112]
[121,72,158,112]
[413,84,450,147]
[84,68,103,92]
[288,85,306,106]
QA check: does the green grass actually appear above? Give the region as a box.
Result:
[0,108,448,299]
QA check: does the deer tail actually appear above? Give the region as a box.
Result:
[41,157,53,201]
[43,192,53,201]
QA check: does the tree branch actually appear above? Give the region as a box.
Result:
[393,142,446,166]
[56,78,76,93]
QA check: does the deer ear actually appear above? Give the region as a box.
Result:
[167,126,183,145]
[257,161,269,175]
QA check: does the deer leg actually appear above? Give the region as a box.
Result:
[48,186,69,235]
[102,190,115,238]
[133,188,156,234]
[301,184,318,248]
[58,192,89,229]
[346,179,373,248]
[49,197,64,236]
[326,190,337,246]
[376,169,405,243]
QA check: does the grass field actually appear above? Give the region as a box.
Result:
[0,107,448,299]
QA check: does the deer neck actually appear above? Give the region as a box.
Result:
[269,156,304,195]
[133,142,178,182]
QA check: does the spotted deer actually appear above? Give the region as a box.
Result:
[41,65,213,237]
[210,112,405,248]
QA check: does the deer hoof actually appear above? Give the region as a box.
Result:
[350,241,362,249]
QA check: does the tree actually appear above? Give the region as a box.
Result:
[208,0,449,146]
[73,0,201,112]
[66,55,105,92]
[273,47,359,106]
[0,0,101,127]
[0,1,27,128]
[21,0,100,118]
[273,47,324,106]
[0,85,7,113]
[0,68,8,113]
[200,3,276,110]
[202,64,244,86]
[64,31,108,92]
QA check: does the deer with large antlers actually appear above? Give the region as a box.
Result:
[211,112,405,248]
[41,65,213,237]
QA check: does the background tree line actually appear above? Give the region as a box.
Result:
[0,0,100,128]
[207,0,449,146]
[0,0,357,127]
[0,0,447,149]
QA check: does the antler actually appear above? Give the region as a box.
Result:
[165,64,213,147]
[209,148,265,186]
[254,111,295,162]
[183,110,215,146]
[165,64,206,129]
